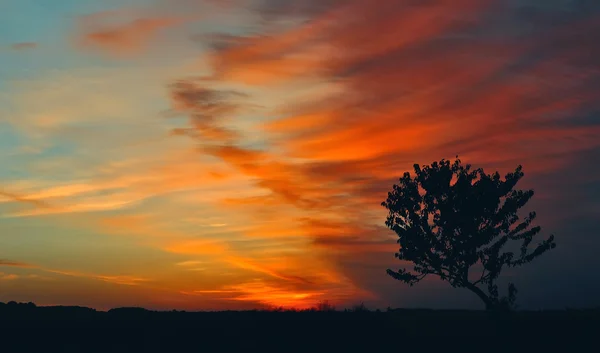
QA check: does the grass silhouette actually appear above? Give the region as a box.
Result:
[1,301,597,352]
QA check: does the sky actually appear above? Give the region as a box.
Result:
[0,0,599,311]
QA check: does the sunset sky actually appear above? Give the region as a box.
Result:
[1,0,599,311]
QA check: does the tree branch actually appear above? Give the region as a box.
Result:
[473,265,487,286]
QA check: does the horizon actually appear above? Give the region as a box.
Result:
[1,0,600,312]
[3,300,598,313]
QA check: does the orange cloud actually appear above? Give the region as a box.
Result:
[0,273,20,281]
[175,260,204,267]
[164,0,600,309]
[76,11,187,57]
[0,259,35,268]
[225,256,313,285]
[0,259,149,286]
[184,280,325,309]
[5,0,597,311]
[221,281,324,308]
[0,189,52,209]
[164,239,229,255]
[45,269,150,286]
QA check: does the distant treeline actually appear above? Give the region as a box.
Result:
[0,301,598,352]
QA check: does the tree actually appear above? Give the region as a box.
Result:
[381,157,556,310]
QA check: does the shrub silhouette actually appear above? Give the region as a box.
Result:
[316,300,336,312]
[381,157,556,310]
[351,302,370,313]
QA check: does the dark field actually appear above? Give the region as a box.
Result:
[1,302,598,352]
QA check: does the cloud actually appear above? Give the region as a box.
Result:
[0,190,52,209]
[191,279,325,308]
[0,273,19,281]
[167,0,600,308]
[10,42,37,50]
[0,258,148,286]
[3,0,599,310]
[0,65,253,221]
[175,260,204,267]
[45,269,149,286]
[0,259,34,268]
[163,239,230,255]
[182,276,366,309]
[168,80,248,142]
[75,10,188,57]
[225,256,313,285]
[256,0,344,19]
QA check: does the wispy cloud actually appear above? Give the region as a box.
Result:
[10,42,38,50]
[225,256,313,285]
[175,260,204,267]
[164,0,600,307]
[75,10,188,58]
[185,279,326,308]
[0,259,149,286]
[0,190,52,209]
[1,0,599,310]
[0,259,34,268]
[0,273,20,281]
[45,269,149,286]
[163,239,230,256]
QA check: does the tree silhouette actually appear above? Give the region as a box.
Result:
[381,157,556,310]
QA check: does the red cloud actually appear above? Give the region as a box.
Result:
[166,0,600,308]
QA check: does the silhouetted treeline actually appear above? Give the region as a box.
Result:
[0,301,598,352]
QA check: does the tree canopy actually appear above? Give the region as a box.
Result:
[381,157,556,310]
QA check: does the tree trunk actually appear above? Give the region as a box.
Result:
[464,283,494,310]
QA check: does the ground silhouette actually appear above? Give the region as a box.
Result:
[382,157,556,310]
[0,301,597,352]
